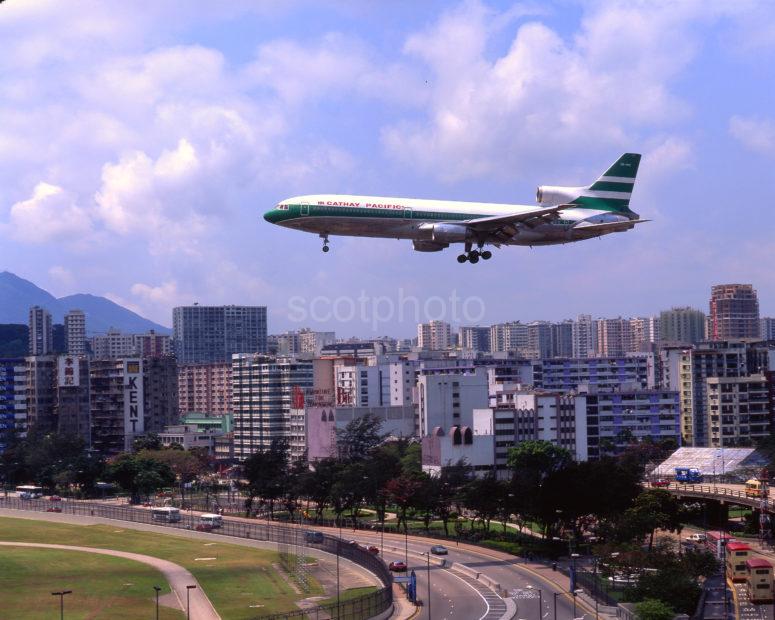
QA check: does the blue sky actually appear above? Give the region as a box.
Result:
[1,0,775,337]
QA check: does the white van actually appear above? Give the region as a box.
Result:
[200,513,223,529]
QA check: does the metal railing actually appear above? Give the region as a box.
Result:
[650,482,775,511]
[0,496,392,620]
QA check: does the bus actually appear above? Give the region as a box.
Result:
[151,507,181,523]
[745,479,764,498]
[199,513,223,529]
[747,558,774,604]
[16,485,43,499]
[726,542,752,581]
[675,467,703,483]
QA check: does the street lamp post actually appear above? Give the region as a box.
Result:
[572,589,583,619]
[526,586,542,620]
[553,591,560,620]
[422,551,432,619]
[570,552,580,593]
[51,590,72,620]
[186,585,196,620]
[153,586,161,620]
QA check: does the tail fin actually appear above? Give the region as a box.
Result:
[572,153,641,213]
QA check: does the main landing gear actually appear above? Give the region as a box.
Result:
[320,234,330,253]
[457,243,492,264]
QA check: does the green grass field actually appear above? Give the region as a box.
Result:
[0,516,323,619]
[0,546,184,619]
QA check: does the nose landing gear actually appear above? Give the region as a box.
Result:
[320,234,330,253]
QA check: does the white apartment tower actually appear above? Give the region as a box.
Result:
[64,309,87,355]
[417,320,451,351]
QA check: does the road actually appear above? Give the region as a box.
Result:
[318,524,591,620]
[0,541,219,620]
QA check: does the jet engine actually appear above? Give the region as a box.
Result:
[419,223,472,243]
[412,240,448,252]
[536,185,584,206]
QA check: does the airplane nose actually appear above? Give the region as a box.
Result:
[264,209,279,223]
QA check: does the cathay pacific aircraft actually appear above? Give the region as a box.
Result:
[264,153,646,263]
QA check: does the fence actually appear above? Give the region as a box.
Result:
[0,496,392,620]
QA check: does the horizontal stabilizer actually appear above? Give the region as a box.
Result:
[573,219,650,233]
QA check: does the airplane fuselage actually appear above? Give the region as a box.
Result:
[264,194,634,246]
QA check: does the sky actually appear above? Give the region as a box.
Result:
[1,0,775,338]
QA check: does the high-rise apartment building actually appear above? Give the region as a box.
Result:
[709,284,760,340]
[678,340,772,446]
[572,315,596,358]
[24,355,57,433]
[458,326,491,352]
[90,358,178,455]
[527,322,552,359]
[760,318,775,341]
[28,306,53,355]
[595,318,629,357]
[90,329,171,359]
[490,322,529,353]
[707,375,772,448]
[551,321,574,358]
[299,329,336,356]
[417,320,451,351]
[64,310,86,355]
[0,358,27,452]
[173,305,267,364]
[55,355,90,442]
[232,355,313,459]
[178,363,232,416]
[627,317,660,352]
[660,307,706,344]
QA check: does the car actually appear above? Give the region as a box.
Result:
[389,561,407,572]
[46,506,62,513]
[195,523,213,532]
[367,546,380,555]
[430,545,448,555]
[304,531,324,544]
[684,533,707,542]
[652,479,670,487]
[347,540,361,548]
[49,495,62,502]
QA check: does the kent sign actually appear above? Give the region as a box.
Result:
[124,359,144,448]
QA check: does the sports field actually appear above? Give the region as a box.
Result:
[0,546,184,619]
[0,516,323,619]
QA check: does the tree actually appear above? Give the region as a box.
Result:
[462,476,505,532]
[336,415,385,461]
[507,440,573,478]
[386,475,422,532]
[133,434,162,452]
[140,448,204,505]
[626,567,701,614]
[619,490,686,550]
[106,454,176,503]
[242,439,289,519]
[634,598,674,620]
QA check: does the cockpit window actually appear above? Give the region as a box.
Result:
[276,204,289,211]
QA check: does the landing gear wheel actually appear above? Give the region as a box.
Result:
[322,245,330,253]
[468,252,480,264]
[457,254,468,263]
[481,250,492,260]
[320,234,330,253]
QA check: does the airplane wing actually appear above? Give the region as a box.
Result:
[462,205,565,230]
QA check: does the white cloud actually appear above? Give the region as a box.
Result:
[381,1,717,182]
[729,115,775,155]
[9,183,92,243]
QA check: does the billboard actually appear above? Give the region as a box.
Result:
[123,359,144,445]
[58,356,80,387]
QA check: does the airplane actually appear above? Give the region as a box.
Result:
[263,153,647,264]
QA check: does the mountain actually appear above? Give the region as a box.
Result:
[0,271,170,334]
